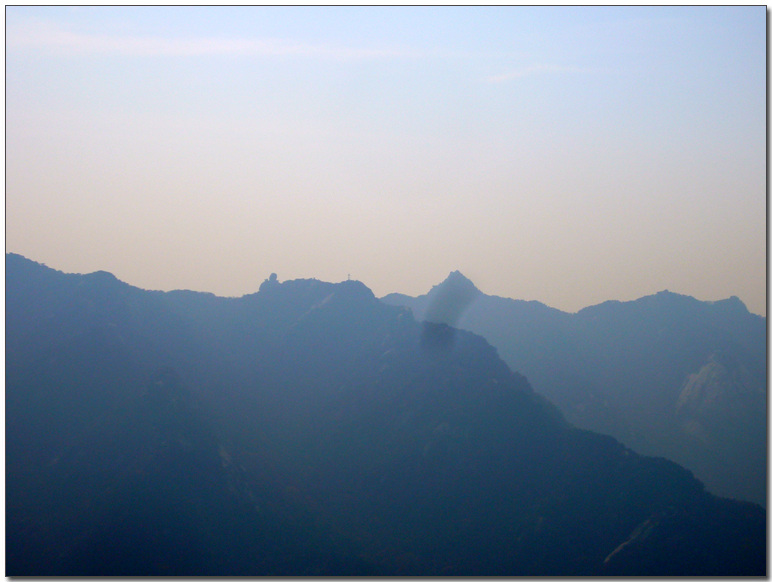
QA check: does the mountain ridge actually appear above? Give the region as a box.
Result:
[6,254,766,575]
[381,271,766,506]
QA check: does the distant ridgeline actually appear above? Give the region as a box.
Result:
[382,272,767,507]
[6,253,766,576]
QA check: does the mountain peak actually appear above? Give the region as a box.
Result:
[711,295,750,316]
[423,271,481,326]
[440,270,479,292]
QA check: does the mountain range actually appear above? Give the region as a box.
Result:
[382,271,767,507]
[6,254,766,575]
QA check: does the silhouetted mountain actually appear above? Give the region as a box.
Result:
[382,273,767,506]
[7,254,766,575]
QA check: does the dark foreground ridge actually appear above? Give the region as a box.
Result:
[6,254,766,575]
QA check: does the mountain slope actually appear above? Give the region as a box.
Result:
[6,254,766,575]
[381,273,766,506]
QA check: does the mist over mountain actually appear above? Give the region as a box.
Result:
[382,271,767,506]
[6,254,766,575]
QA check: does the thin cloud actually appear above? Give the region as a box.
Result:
[486,64,598,83]
[6,19,415,60]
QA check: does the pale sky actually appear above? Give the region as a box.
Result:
[6,6,767,315]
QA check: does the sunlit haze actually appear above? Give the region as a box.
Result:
[6,6,766,315]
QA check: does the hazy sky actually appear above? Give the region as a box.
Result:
[6,6,767,315]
